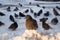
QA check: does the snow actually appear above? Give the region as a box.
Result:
[0,0,60,40]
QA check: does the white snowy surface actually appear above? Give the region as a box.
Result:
[0,0,60,40]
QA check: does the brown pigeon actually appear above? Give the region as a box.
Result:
[25,15,38,30]
[40,18,52,30]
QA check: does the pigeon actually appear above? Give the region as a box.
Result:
[42,6,45,9]
[14,13,18,18]
[53,8,60,16]
[37,9,43,16]
[19,12,25,17]
[36,4,40,7]
[0,12,5,16]
[19,3,22,7]
[25,15,38,30]
[40,18,48,22]
[24,9,29,13]
[9,22,18,31]
[56,6,60,10]
[40,18,52,30]
[51,17,58,25]
[9,15,15,22]
[30,8,34,13]
[29,2,31,5]
[13,7,19,11]
[34,12,37,18]
[0,21,4,26]
[6,6,11,12]
[44,11,50,16]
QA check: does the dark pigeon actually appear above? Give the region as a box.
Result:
[0,21,4,26]
[34,12,37,18]
[9,15,15,22]
[14,13,18,18]
[30,8,34,13]
[44,11,50,16]
[19,12,25,17]
[0,12,5,16]
[24,9,29,13]
[56,6,60,10]
[40,18,48,22]
[42,6,45,9]
[37,9,43,16]
[13,7,19,11]
[36,4,40,7]
[29,2,31,5]
[6,6,11,12]
[53,8,60,16]
[19,3,22,7]
[51,17,58,25]
[9,22,18,31]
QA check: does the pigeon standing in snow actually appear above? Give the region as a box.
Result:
[42,6,45,9]
[19,3,22,7]
[34,11,42,18]
[34,9,42,17]
[13,7,19,11]
[23,9,29,13]
[51,17,58,25]
[29,2,31,5]
[0,21,4,26]
[9,22,18,31]
[30,8,34,13]
[0,12,5,16]
[44,11,50,17]
[36,4,40,7]
[40,18,52,30]
[34,12,37,18]
[6,6,11,12]
[56,6,60,10]
[9,15,15,22]
[19,12,25,17]
[37,9,43,16]
[25,15,38,30]
[14,13,18,18]
[53,8,60,16]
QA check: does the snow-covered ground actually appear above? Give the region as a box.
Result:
[0,0,60,40]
